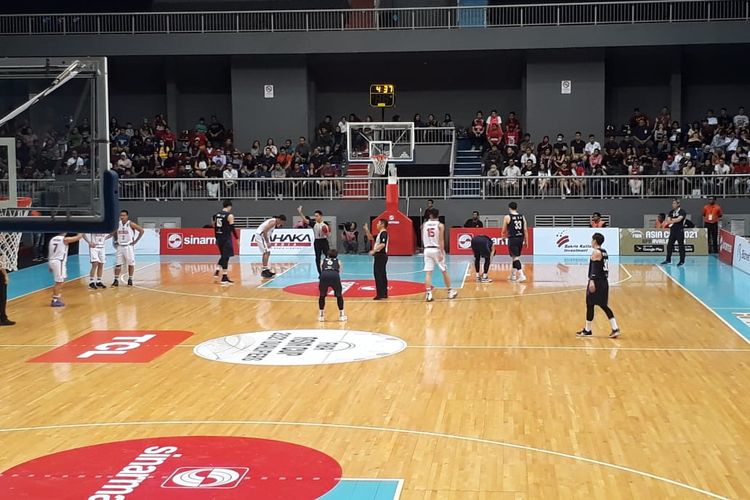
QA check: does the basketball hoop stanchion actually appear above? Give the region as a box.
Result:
[370,159,415,256]
[0,197,32,272]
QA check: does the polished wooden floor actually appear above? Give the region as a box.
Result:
[1,257,749,499]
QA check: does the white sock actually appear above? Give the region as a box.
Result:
[609,318,619,330]
[89,277,95,283]
[96,278,102,283]
[585,320,592,331]
[339,310,345,316]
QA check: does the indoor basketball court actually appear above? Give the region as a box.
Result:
[0,251,748,499]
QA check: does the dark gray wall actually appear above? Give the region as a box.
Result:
[605,47,672,128]
[525,48,605,140]
[122,198,750,232]
[230,56,311,150]
[3,22,750,56]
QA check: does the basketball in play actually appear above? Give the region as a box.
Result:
[0,4,749,499]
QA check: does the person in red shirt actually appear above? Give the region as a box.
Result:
[702,196,722,254]
[504,111,521,147]
[654,213,668,228]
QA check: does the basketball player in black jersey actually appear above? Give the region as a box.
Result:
[577,232,620,338]
[212,200,237,285]
[318,249,347,322]
[471,234,495,283]
[502,202,529,282]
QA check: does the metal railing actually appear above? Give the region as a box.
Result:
[3,175,748,202]
[414,127,453,145]
[0,1,745,36]
[98,174,750,201]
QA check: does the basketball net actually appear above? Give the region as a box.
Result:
[0,197,32,272]
[372,154,388,176]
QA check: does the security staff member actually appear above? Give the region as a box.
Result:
[364,219,389,300]
[298,206,330,275]
[702,196,722,254]
[661,199,687,266]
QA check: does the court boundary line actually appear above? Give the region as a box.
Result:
[655,265,750,345]
[0,420,727,499]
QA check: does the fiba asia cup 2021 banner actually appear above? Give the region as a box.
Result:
[239,228,315,256]
[449,228,534,255]
[533,228,620,256]
[619,228,708,256]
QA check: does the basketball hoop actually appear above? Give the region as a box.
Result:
[372,154,388,176]
[0,197,32,271]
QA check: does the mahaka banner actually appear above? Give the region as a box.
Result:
[618,228,708,256]
[240,228,315,255]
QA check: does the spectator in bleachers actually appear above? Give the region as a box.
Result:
[519,133,534,152]
[502,159,521,196]
[485,163,501,197]
[520,146,536,167]
[195,117,208,133]
[537,160,552,198]
[733,107,749,129]
[207,115,225,147]
[264,138,278,156]
[426,114,438,127]
[67,150,85,174]
[342,223,359,254]
[629,108,650,128]
[718,108,732,128]
[470,111,485,151]
[482,144,502,174]
[552,134,567,156]
[556,158,573,198]
[505,111,521,147]
[316,115,334,148]
[295,136,311,162]
[570,132,585,157]
[154,114,167,137]
[442,114,454,128]
[655,106,671,129]
[584,134,601,156]
[628,157,644,195]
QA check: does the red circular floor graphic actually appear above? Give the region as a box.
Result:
[0,436,341,499]
[284,279,425,298]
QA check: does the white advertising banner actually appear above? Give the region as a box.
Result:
[240,228,315,256]
[78,228,160,256]
[534,227,620,256]
[733,234,750,276]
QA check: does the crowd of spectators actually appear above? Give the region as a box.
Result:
[470,107,750,197]
[4,105,750,200]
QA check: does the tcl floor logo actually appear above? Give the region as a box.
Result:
[162,467,249,489]
[28,330,193,363]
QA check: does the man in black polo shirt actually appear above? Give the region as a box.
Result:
[464,211,483,228]
[364,219,389,300]
[661,199,687,266]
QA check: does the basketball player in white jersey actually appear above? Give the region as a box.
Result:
[422,208,457,302]
[254,214,287,278]
[48,233,83,307]
[83,233,111,290]
[297,205,330,276]
[112,210,144,287]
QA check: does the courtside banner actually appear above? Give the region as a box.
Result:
[720,229,736,265]
[79,228,160,256]
[240,228,315,255]
[534,228,620,256]
[160,228,240,255]
[449,228,534,255]
[619,228,708,256]
[733,234,750,276]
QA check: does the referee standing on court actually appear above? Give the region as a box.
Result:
[364,219,389,300]
[298,206,330,276]
[661,198,687,266]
